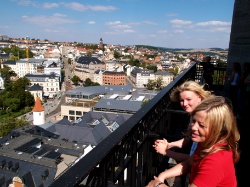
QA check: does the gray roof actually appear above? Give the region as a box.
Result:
[93,98,142,112]
[0,53,11,59]
[0,110,132,186]
[0,155,56,187]
[66,85,133,96]
[25,72,57,79]
[25,83,43,91]
[0,125,86,186]
[2,60,16,65]
[77,56,104,65]
[103,71,126,75]
[155,71,173,75]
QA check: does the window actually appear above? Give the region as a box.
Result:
[76,111,82,116]
[69,116,75,121]
[69,110,75,115]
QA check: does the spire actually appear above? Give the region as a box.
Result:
[32,97,44,112]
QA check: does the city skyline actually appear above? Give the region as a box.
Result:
[1,0,234,49]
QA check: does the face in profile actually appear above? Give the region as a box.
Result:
[179,90,202,113]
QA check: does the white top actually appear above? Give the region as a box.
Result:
[231,72,239,86]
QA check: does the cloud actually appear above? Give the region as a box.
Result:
[88,21,96,24]
[45,28,68,33]
[170,19,192,28]
[17,0,37,6]
[123,29,136,33]
[61,2,117,12]
[112,24,131,29]
[196,21,231,27]
[0,25,10,29]
[142,21,157,25]
[174,30,184,33]
[42,3,60,9]
[106,21,122,25]
[22,14,80,25]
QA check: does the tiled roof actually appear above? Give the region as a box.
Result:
[32,97,44,112]
[77,56,104,65]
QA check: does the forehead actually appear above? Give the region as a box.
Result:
[179,90,198,99]
[193,111,208,122]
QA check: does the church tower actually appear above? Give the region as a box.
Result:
[99,38,103,49]
[32,97,45,125]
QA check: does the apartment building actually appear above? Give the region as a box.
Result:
[74,56,105,81]
[102,71,126,86]
[25,72,60,97]
[15,59,44,77]
[130,67,155,88]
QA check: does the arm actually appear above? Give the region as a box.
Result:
[154,137,191,155]
[146,176,169,187]
[153,139,190,162]
[157,155,193,182]
[165,150,190,163]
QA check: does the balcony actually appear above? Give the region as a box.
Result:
[50,62,247,187]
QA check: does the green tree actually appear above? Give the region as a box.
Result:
[83,78,100,86]
[147,79,156,90]
[114,51,122,59]
[0,117,29,137]
[146,65,157,72]
[141,99,150,106]
[168,67,179,77]
[155,77,163,90]
[71,75,80,85]
[68,58,72,65]
[25,91,35,106]
[0,65,17,80]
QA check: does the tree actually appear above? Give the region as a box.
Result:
[141,99,150,106]
[146,65,157,72]
[71,75,80,85]
[147,79,156,90]
[14,77,30,90]
[168,67,179,77]
[0,65,17,81]
[25,91,35,107]
[83,78,100,86]
[68,58,72,65]
[114,51,122,59]
[0,117,29,137]
[155,77,163,90]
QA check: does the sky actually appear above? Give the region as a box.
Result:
[1,0,235,49]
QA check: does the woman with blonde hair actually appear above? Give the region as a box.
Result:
[147,96,240,187]
[154,80,212,162]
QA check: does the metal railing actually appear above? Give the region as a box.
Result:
[50,62,226,187]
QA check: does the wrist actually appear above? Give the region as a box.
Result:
[155,182,164,187]
[168,142,174,149]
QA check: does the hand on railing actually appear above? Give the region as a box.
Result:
[153,138,169,155]
[146,176,168,187]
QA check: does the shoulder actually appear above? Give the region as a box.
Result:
[201,150,233,166]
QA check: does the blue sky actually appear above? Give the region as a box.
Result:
[1,0,235,49]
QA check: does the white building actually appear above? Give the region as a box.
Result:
[25,72,60,97]
[32,97,45,125]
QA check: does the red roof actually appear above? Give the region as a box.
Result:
[32,97,44,112]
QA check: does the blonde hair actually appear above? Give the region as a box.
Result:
[190,96,240,163]
[170,80,212,102]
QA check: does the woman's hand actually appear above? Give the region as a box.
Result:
[146,176,168,187]
[153,138,169,155]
